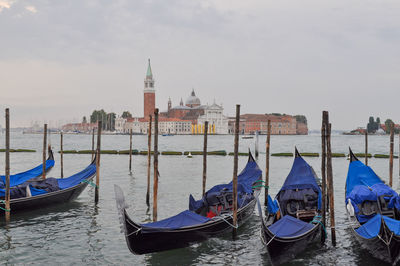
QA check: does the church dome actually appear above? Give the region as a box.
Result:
[185,89,201,107]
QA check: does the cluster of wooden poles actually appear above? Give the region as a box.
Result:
[3,109,104,223]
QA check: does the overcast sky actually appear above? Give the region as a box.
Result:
[1,0,399,130]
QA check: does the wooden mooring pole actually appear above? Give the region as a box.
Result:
[232,104,240,239]
[60,132,64,178]
[95,121,102,204]
[91,128,95,160]
[389,124,394,187]
[202,121,208,196]
[153,109,159,222]
[255,130,259,159]
[146,115,152,207]
[265,120,271,207]
[321,120,327,243]
[129,129,133,172]
[365,130,368,166]
[325,113,336,246]
[42,124,47,179]
[5,108,11,223]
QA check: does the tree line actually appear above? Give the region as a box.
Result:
[85,110,132,131]
[367,116,398,134]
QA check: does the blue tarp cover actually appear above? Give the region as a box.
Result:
[268,215,315,237]
[279,156,320,193]
[355,214,400,239]
[0,163,96,199]
[189,158,262,211]
[267,195,279,214]
[141,210,211,231]
[0,159,55,188]
[346,160,382,197]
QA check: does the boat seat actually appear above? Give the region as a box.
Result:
[303,194,318,211]
[379,195,396,218]
[296,210,317,221]
[286,200,305,216]
[359,201,378,216]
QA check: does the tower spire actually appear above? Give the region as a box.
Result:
[146,58,152,78]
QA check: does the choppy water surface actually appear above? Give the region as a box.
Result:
[0,133,399,265]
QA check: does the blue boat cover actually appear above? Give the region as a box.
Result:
[276,156,322,212]
[141,210,211,232]
[279,156,320,193]
[0,158,55,188]
[345,160,382,197]
[268,215,315,237]
[345,160,400,223]
[189,158,262,212]
[267,195,279,214]
[0,163,96,199]
[355,214,400,239]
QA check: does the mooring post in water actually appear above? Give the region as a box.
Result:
[365,130,368,166]
[60,131,64,178]
[91,128,95,160]
[389,124,394,187]
[321,119,327,244]
[146,115,152,207]
[399,133,400,178]
[255,130,259,159]
[202,121,208,196]
[265,120,271,207]
[129,129,133,172]
[95,121,102,204]
[42,124,47,179]
[232,104,240,239]
[153,109,159,222]
[5,108,11,223]
[326,120,336,246]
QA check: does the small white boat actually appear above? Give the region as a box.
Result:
[187,152,193,158]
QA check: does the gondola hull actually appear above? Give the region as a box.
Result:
[348,213,400,265]
[118,190,259,255]
[261,218,322,265]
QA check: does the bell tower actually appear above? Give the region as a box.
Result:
[143,59,155,118]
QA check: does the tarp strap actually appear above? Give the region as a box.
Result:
[81,179,97,188]
[255,180,265,183]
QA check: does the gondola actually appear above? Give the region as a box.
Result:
[0,155,96,214]
[258,148,323,265]
[114,152,263,255]
[0,147,55,189]
[345,148,400,265]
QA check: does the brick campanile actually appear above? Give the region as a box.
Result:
[144,59,155,118]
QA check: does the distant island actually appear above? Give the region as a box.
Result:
[344,116,399,135]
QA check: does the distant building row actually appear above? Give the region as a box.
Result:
[61,60,308,135]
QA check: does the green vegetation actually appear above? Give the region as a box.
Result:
[228,152,249,156]
[331,153,346,157]
[355,153,372,158]
[59,150,78,154]
[271,153,293,157]
[367,116,380,133]
[90,109,116,131]
[161,151,183,155]
[294,115,307,125]
[300,153,319,157]
[0,149,36,152]
[183,150,227,156]
[139,151,159,155]
[374,154,399,159]
[118,150,139,155]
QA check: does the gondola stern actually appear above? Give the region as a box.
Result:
[47,146,54,161]
[294,146,301,158]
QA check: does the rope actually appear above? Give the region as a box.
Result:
[217,214,238,229]
[0,206,10,212]
[127,228,142,237]
[252,185,269,189]
[310,215,327,237]
[254,180,265,183]
[81,179,97,188]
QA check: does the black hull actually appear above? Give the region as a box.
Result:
[261,217,322,265]
[116,185,260,255]
[348,213,400,265]
[5,181,91,213]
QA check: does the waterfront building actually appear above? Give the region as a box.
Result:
[197,102,229,134]
[61,122,97,133]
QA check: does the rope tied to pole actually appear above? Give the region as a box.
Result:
[81,179,98,188]
[0,200,11,212]
[252,184,269,189]
[310,215,327,237]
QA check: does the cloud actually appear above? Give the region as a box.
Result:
[25,5,36,13]
[0,0,13,12]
